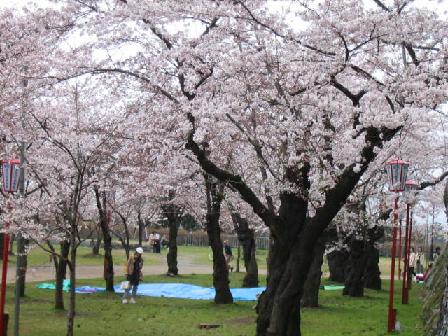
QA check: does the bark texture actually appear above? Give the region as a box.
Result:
[55,240,70,310]
[327,249,348,283]
[302,236,326,307]
[186,108,399,335]
[205,174,233,304]
[161,193,182,276]
[343,238,366,297]
[231,212,259,287]
[94,186,115,292]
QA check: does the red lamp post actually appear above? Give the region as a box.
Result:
[384,159,409,333]
[0,159,21,336]
[402,180,418,304]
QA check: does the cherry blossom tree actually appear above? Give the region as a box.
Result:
[9,1,448,335]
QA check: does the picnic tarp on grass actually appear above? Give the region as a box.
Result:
[36,282,105,294]
[37,282,343,300]
[114,283,266,301]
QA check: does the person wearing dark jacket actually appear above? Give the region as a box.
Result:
[122,247,144,304]
[223,241,233,272]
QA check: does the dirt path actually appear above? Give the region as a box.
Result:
[4,263,269,284]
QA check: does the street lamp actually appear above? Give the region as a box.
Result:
[384,159,409,333]
[402,179,418,304]
[0,159,21,336]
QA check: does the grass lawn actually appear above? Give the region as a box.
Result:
[3,273,424,336]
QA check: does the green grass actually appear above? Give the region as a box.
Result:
[3,274,424,336]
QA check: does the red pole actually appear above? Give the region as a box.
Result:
[398,219,402,280]
[0,233,10,336]
[388,197,398,332]
[402,203,410,304]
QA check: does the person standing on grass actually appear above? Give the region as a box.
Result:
[408,247,417,285]
[122,247,144,304]
[224,240,233,272]
[148,232,155,252]
[416,246,425,274]
[154,231,161,253]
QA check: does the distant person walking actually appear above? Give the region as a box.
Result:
[148,232,155,252]
[224,240,233,272]
[416,247,425,274]
[154,232,161,253]
[122,247,144,304]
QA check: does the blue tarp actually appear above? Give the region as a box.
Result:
[114,283,265,301]
[36,282,105,294]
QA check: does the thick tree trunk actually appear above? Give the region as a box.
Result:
[363,225,384,290]
[167,218,179,275]
[55,240,70,310]
[231,212,259,287]
[343,239,366,297]
[205,175,233,304]
[302,237,326,307]
[327,249,348,283]
[186,111,398,336]
[256,193,310,336]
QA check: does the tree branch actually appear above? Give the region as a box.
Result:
[185,113,277,228]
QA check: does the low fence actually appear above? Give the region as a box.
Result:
[175,233,270,250]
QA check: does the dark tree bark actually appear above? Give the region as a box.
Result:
[231,212,259,287]
[343,238,366,297]
[92,228,102,256]
[53,240,70,310]
[363,226,384,290]
[327,249,349,283]
[205,174,233,304]
[94,186,114,292]
[137,210,145,247]
[186,102,399,335]
[161,191,182,276]
[302,236,326,307]
[113,212,131,260]
[363,245,381,290]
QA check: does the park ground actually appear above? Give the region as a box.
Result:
[0,245,425,335]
